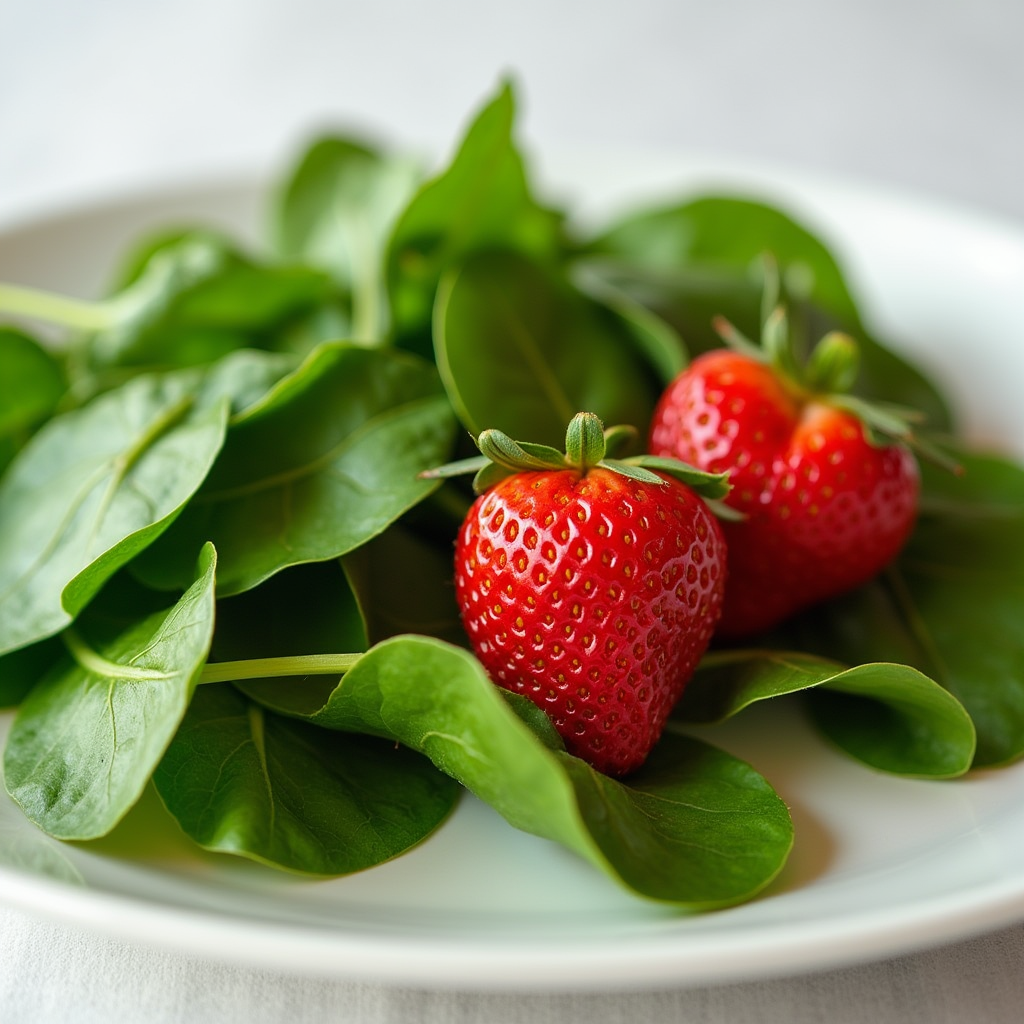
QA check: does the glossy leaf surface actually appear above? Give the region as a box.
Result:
[386,81,564,349]
[0,370,228,655]
[3,544,217,839]
[154,683,458,875]
[273,136,421,341]
[0,327,65,469]
[678,650,976,777]
[435,250,654,447]
[85,230,335,375]
[133,342,456,595]
[241,635,794,907]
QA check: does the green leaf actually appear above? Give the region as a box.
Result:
[677,650,976,778]
[212,559,368,663]
[132,342,457,596]
[581,195,952,428]
[572,265,688,382]
[272,135,422,342]
[781,448,1024,766]
[190,348,301,419]
[152,683,458,875]
[0,827,85,886]
[587,195,859,322]
[0,638,62,708]
[342,520,465,646]
[0,367,231,656]
[386,80,565,349]
[81,230,335,379]
[241,635,793,908]
[2,544,217,840]
[0,328,65,455]
[434,250,655,447]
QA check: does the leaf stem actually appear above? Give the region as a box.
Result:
[0,282,114,331]
[198,652,362,685]
[62,628,175,681]
[349,222,384,344]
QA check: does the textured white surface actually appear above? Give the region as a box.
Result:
[2,903,1024,1024]
[2,1,1024,1021]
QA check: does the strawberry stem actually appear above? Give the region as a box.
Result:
[805,332,860,393]
[565,411,607,472]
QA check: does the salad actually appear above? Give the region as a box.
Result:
[0,81,1020,912]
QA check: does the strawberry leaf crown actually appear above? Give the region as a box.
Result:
[715,258,959,471]
[422,411,734,506]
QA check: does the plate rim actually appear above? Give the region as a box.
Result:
[3,849,1024,991]
[2,158,1024,991]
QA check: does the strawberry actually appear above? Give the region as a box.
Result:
[425,412,729,776]
[648,304,926,638]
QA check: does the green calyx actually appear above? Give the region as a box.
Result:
[422,411,732,502]
[715,308,870,403]
[713,259,958,472]
[712,304,863,401]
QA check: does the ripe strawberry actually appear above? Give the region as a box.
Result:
[426,412,729,776]
[649,307,924,638]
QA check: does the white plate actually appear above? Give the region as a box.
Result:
[1,158,1023,992]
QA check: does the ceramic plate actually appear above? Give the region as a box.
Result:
[1,157,1023,991]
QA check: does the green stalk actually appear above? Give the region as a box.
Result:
[348,220,385,345]
[0,282,115,332]
[198,652,362,685]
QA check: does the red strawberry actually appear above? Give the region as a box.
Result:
[427,413,729,776]
[649,309,923,638]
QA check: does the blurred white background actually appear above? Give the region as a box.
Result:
[2,0,1022,223]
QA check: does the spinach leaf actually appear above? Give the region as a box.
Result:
[0,568,183,708]
[153,683,458,875]
[581,195,952,428]
[272,136,421,342]
[0,639,62,708]
[587,195,861,320]
[132,341,457,596]
[676,651,975,778]
[191,347,300,418]
[0,367,229,656]
[2,544,217,840]
[80,230,336,381]
[435,249,655,447]
[241,635,793,908]
[386,80,565,351]
[0,328,65,472]
[572,267,688,383]
[343,519,465,646]
[782,448,1024,766]
[0,817,84,886]
[212,558,368,662]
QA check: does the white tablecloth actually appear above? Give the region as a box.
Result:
[3,903,1024,1023]
[2,2,1023,1021]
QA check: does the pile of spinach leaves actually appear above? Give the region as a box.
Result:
[0,80,1019,910]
